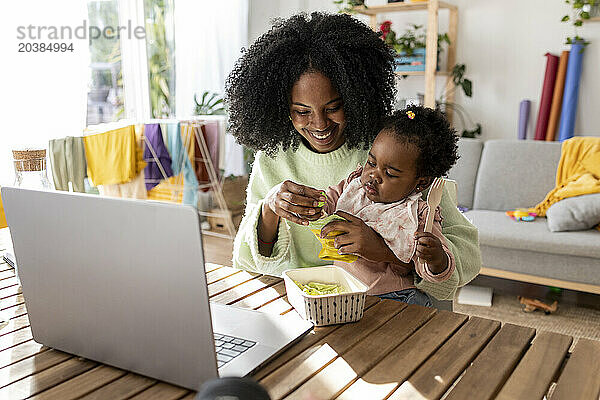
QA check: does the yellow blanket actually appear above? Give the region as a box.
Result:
[532,137,600,227]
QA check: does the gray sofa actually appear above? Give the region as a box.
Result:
[448,139,600,294]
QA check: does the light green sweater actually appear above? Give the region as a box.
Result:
[232,142,481,300]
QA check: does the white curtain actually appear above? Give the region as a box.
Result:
[118,0,151,120]
[0,1,90,185]
[174,0,248,117]
[174,0,248,177]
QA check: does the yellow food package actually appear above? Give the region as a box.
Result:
[308,214,358,263]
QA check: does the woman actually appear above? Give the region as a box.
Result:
[225,12,481,301]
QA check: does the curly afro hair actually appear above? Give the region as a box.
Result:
[225,12,396,155]
[382,105,459,178]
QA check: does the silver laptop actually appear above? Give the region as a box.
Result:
[1,187,312,390]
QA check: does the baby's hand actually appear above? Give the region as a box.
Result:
[414,232,448,274]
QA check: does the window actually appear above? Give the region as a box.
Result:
[144,0,176,118]
[87,0,125,124]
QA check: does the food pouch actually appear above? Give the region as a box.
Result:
[307,214,358,263]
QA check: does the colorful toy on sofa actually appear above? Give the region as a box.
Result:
[506,208,537,222]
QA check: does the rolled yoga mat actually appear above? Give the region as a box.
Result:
[558,42,585,142]
[518,100,530,140]
[546,51,569,141]
[534,53,559,140]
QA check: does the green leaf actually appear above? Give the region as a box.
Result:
[211,98,224,107]
[462,79,472,97]
[461,123,482,138]
[581,11,590,18]
[207,93,218,106]
[574,19,583,26]
[562,15,570,21]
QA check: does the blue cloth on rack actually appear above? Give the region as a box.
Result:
[143,124,173,191]
[167,123,199,207]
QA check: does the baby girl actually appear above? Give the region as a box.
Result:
[317,105,460,306]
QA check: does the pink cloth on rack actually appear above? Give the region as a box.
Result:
[195,122,220,192]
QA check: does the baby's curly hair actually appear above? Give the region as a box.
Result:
[225,12,396,155]
[382,105,459,178]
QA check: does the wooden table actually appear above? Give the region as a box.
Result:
[1,243,600,399]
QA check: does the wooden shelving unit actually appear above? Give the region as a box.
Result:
[396,70,449,76]
[353,0,458,120]
[353,1,457,16]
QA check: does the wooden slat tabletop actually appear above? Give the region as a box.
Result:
[1,232,600,399]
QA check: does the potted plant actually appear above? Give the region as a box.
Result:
[437,64,481,138]
[561,0,600,45]
[193,91,226,115]
[379,23,449,72]
[333,0,365,14]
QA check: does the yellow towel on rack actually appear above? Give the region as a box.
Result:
[96,124,148,200]
[532,137,600,218]
[83,125,147,186]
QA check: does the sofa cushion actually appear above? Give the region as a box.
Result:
[546,193,600,232]
[473,140,562,211]
[480,245,600,286]
[464,210,600,259]
[447,138,483,209]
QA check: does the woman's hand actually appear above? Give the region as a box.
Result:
[264,180,326,226]
[320,211,411,272]
[414,232,449,274]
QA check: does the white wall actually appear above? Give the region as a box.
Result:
[0,1,90,186]
[248,0,600,140]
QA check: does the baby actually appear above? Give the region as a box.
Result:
[317,105,460,306]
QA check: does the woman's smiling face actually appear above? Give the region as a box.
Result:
[289,71,346,153]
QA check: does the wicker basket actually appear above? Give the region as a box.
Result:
[12,149,47,172]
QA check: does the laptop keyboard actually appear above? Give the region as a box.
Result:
[214,333,256,368]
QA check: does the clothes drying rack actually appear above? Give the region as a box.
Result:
[140,118,237,240]
[88,119,236,239]
[82,118,237,239]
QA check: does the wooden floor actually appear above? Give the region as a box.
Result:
[201,234,234,267]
